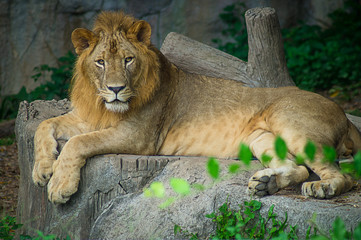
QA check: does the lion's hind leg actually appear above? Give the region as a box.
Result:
[301,155,354,199]
[247,130,309,197]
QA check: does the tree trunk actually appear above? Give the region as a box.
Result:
[246,7,294,87]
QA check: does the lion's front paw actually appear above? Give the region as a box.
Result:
[301,180,336,199]
[32,160,55,187]
[47,161,80,204]
[248,169,279,197]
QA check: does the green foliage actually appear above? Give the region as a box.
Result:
[0,215,22,240]
[0,134,15,146]
[285,0,361,91]
[170,178,191,196]
[214,0,361,91]
[176,199,298,240]
[304,141,317,162]
[0,51,75,120]
[30,51,74,100]
[322,145,336,163]
[20,231,71,240]
[175,201,361,240]
[307,214,361,240]
[261,153,273,165]
[0,215,70,240]
[207,157,220,180]
[275,136,288,160]
[238,143,252,166]
[212,2,248,61]
[144,182,165,198]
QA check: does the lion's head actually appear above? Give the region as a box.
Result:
[70,11,160,129]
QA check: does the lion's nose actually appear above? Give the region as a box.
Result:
[107,85,126,94]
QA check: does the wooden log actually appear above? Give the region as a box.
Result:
[160,32,256,87]
[160,8,295,88]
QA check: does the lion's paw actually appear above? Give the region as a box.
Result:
[301,180,336,199]
[47,162,80,204]
[32,160,54,187]
[248,169,279,197]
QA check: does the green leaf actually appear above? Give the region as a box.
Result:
[353,222,361,240]
[261,153,273,165]
[304,140,317,161]
[238,143,252,166]
[159,197,175,209]
[174,224,182,235]
[207,157,220,180]
[354,151,361,177]
[322,145,336,163]
[191,183,206,191]
[331,217,347,240]
[170,178,190,196]
[149,182,165,198]
[143,188,153,198]
[275,136,288,160]
[295,153,305,165]
[229,163,240,174]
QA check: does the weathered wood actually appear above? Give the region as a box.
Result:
[160,32,255,86]
[160,8,295,88]
[246,7,294,87]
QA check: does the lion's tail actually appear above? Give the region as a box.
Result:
[348,120,361,155]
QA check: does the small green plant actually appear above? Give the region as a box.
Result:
[0,51,75,120]
[203,200,297,240]
[0,215,71,240]
[0,215,23,240]
[20,230,71,240]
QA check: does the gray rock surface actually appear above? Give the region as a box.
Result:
[16,100,361,240]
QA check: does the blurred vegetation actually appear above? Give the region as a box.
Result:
[0,51,75,120]
[213,0,361,92]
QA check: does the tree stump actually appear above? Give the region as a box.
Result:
[16,7,361,240]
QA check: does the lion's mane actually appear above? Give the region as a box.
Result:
[70,12,161,129]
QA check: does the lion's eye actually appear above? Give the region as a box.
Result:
[124,57,134,64]
[96,59,105,66]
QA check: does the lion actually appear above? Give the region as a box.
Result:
[32,11,361,204]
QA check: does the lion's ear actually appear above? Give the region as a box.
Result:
[71,28,96,55]
[127,20,152,46]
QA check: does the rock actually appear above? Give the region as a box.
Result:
[16,100,361,239]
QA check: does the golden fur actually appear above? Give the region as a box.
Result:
[32,11,361,204]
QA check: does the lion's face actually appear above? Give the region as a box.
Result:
[84,33,140,113]
[71,16,158,114]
